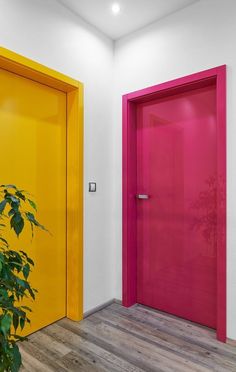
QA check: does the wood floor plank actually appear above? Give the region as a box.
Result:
[105,305,236,368]
[61,350,118,372]
[61,317,210,372]
[20,341,68,372]
[29,331,72,358]
[19,346,57,372]
[43,322,144,372]
[56,319,158,372]
[110,303,236,358]
[20,303,236,372]
[94,307,235,371]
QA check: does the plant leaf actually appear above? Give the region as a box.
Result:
[20,317,25,331]
[0,199,7,214]
[0,314,12,336]
[15,191,26,201]
[25,212,48,232]
[13,313,19,333]
[23,264,30,280]
[10,213,24,236]
[28,199,37,211]
[11,343,22,371]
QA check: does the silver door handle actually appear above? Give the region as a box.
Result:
[136,194,149,200]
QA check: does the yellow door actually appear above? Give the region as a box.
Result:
[0,68,67,334]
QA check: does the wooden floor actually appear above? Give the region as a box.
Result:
[20,302,236,371]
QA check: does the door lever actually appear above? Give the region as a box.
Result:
[136,194,149,200]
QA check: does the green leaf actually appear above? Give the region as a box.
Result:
[28,198,37,211]
[11,343,22,371]
[25,212,37,224]
[16,277,27,289]
[19,251,34,266]
[25,212,47,232]
[23,263,30,279]
[15,191,26,201]
[27,286,36,300]
[0,199,7,214]
[0,314,12,336]
[10,212,24,236]
[0,184,17,189]
[10,200,20,212]
[13,313,19,333]
[26,257,34,266]
[21,306,32,312]
[19,250,28,258]
[8,195,18,203]
[8,208,15,217]
[20,317,25,330]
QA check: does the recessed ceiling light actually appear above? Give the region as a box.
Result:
[111,3,121,16]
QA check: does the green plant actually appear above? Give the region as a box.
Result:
[0,184,46,371]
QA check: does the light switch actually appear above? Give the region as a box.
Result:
[89,182,96,192]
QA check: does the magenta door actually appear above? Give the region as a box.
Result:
[136,84,217,328]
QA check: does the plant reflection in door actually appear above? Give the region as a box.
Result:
[190,175,225,257]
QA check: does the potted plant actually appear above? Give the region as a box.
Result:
[0,184,46,371]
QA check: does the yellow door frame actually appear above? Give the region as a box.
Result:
[0,46,83,321]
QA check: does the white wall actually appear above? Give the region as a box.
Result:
[0,0,115,312]
[113,0,236,339]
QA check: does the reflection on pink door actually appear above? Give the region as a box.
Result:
[136,85,217,328]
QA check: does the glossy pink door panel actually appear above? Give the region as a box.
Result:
[123,66,226,341]
[136,85,217,328]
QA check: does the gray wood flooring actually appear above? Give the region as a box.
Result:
[20,302,236,371]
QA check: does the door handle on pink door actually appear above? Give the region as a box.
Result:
[136,194,149,200]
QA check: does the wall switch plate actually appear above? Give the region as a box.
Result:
[89,182,96,192]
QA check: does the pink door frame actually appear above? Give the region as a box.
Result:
[122,66,227,342]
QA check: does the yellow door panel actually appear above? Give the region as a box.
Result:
[0,68,67,335]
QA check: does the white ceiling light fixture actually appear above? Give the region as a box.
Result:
[111,2,121,16]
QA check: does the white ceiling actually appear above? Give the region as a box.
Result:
[57,0,199,40]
